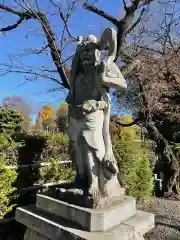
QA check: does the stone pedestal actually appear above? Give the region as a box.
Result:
[15,191,154,240]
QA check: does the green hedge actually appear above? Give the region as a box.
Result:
[38,158,75,185]
[0,133,23,165]
[0,163,17,218]
[0,107,23,134]
[0,106,75,217]
[37,132,75,185]
[114,136,154,198]
[0,132,75,217]
[14,132,75,188]
[0,135,18,218]
[39,132,69,162]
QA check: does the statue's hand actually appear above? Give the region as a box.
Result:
[104,148,114,163]
[96,61,106,75]
[103,149,117,175]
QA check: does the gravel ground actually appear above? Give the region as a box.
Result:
[138,197,180,240]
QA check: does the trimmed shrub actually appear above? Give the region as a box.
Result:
[0,155,17,218]
[0,107,23,134]
[0,130,74,216]
[38,158,75,185]
[113,122,154,198]
[40,132,69,162]
[13,132,74,188]
[37,132,75,184]
[0,133,23,165]
[114,137,154,198]
[13,133,46,165]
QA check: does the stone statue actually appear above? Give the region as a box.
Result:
[65,28,127,205]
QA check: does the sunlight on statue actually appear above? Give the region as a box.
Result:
[66,28,127,201]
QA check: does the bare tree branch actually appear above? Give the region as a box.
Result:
[121,60,140,76]
[115,0,142,60]
[62,54,74,64]
[0,3,71,89]
[115,116,141,127]
[137,45,164,55]
[0,3,25,16]
[50,0,77,41]
[126,8,146,35]
[122,0,128,10]
[59,11,77,41]
[84,1,152,61]
[0,16,25,32]
[84,3,119,26]
[0,66,62,86]
[36,44,49,54]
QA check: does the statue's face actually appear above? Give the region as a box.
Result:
[76,34,99,70]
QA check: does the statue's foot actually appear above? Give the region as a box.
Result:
[88,182,100,199]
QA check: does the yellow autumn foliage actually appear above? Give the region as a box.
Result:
[56,101,68,117]
[41,104,54,121]
[120,115,137,140]
[56,101,68,133]
[110,115,139,140]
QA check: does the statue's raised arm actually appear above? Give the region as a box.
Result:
[98,28,127,90]
[99,28,117,65]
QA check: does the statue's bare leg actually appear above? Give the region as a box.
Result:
[81,110,105,198]
[73,141,87,181]
[85,148,100,198]
[69,117,87,185]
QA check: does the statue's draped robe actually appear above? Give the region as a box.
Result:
[66,43,107,179]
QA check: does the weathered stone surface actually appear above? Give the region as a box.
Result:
[124,210,155,236]
[16,205,154,240]
[36,194,135,232]
[24,228,49,240]
[51,184,125,209]
[22,224,134,240]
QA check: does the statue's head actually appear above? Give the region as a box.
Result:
[77,34,97,45]
[84,34,97,44]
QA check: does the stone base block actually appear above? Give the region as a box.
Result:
[50,179,125,209]
[15,205,154,240]
[24,228,49,240]
[36,194,136,232]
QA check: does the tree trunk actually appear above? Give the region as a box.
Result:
[145,120,179,196]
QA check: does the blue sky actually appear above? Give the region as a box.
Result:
[0,0,174,121]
